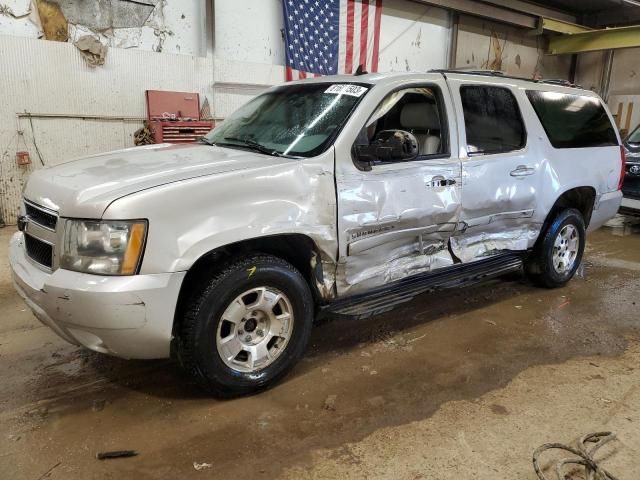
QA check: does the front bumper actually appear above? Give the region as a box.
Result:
[9,232,186,359]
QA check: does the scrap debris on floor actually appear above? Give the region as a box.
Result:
[533,432,619,480]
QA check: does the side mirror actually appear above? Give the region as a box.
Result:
[354,129,419,165]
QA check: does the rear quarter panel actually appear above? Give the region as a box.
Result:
[517,85,622,229]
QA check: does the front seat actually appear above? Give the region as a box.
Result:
[399,103,441,155]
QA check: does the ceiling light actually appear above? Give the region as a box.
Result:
[623,0,640,7]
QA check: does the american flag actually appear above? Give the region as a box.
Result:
[282,0,383,81]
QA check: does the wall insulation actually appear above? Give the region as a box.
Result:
[0,0,206,56]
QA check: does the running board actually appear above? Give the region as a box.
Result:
[322,252,527,319]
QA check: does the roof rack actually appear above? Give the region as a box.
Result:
[539,79,579,87]
[429,69,531,83]
[429,67,505,77]
[429,69,581,89]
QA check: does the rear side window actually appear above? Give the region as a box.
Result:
[526,90,618,148]
[460,86,526,155]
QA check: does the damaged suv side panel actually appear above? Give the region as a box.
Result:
[10,71,624,395]
[447,77,543,263]
[334,76,461,296]
[103,150,340,300]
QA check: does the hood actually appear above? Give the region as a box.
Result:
[24,143,296,218]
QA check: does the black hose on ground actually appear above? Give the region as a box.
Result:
[533,432,619,480]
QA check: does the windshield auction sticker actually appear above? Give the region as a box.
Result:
[325,84,368,97]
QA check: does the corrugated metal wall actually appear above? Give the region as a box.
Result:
[0,35,213,225]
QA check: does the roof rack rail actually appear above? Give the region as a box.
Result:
[539,78,581,88]
[429,69,582,89]
[430,68,533,83]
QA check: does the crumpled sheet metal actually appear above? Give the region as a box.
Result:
[337,236,455,295]
[101,150,340,298]
[310,252,337,300]
[74,35,107,67]
[336,159,461,296]
[450,226,540,263]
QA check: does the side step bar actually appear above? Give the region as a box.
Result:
[322,251,528,318]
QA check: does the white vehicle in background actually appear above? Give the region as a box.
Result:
[10,70,624,396]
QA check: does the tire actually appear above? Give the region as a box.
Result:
[177,254,314,397]
[526,208,586,288]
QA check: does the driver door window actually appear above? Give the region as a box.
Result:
[355,87,448,164]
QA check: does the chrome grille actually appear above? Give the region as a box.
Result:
[23,200,58,271]
[25,234,53,268]
[25,202,57,230]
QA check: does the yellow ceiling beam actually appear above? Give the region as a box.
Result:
[540,17,593,35]
[548,24,640,54]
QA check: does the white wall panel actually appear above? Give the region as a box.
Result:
[378,0,450,73]
[214,0,285,65]
[575,51,605,93]
[0,35,213,225]
[609,48,640,97]
[212,56,285,118]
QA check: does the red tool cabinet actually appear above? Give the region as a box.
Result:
[145,90,213,144]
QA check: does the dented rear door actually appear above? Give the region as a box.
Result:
[446,75,543,263]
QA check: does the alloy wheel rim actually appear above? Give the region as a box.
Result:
[552,224,579,274]
[216,287,294,373]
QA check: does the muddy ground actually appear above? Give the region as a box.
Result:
[1,216,639,479]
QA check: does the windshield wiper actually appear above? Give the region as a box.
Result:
[219,137,281,157]
[200,137,215,146]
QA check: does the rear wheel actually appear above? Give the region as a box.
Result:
[177,254,314,397]
[526,208,586,288]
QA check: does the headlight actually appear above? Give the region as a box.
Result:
[60,220,147,275]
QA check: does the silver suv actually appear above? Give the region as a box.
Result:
[10,71,624,396]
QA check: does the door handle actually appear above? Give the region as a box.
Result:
[510,165,536,177]
[430,176,456,187]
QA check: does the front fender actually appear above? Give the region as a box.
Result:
[102,150,338,274]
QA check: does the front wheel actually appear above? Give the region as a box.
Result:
[526,208,586,288]
[177,254,314,397]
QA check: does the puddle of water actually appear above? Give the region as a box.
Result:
[603,214,640,237]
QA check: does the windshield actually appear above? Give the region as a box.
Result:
[627,125,640,145]
[203,83,369,158]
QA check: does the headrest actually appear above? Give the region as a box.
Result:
[400,102,440,131]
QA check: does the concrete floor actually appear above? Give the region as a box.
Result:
[1,217,639,479]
